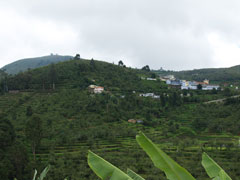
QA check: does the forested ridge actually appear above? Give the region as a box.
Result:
[1,54,73,75]
[1,58,240,179]
[154,65,240,84]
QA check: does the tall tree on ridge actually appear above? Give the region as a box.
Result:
[25,115,43,161]
[49,64,57,90]
[74,54,80,60]
[118,60,124,67]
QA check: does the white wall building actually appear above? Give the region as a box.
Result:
[94,86,104,93]
[139,93,160,99]
[202,85,219,90]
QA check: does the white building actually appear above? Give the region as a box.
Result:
[202,85,219,90]
[146,78,157,81]
[164,75,175,80]
[94,86,104,93]
[139,93,160,99]
[88,85,104,94]
[181,83,197,90]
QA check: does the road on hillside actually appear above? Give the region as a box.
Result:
[204,95,240,104]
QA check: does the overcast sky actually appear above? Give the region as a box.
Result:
[1,0,240,70]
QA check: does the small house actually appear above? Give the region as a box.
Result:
[88,85,104,94]
[203,79,209,84]
[94,86,104,94]
[146,78,157,81]
[128,119,137,123]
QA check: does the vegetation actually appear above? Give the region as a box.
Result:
[1,55,72,74]
[0,57,240,179]
[88,132,232,179]
[154,64,240,84]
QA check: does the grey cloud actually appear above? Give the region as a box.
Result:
[1,0,240,70]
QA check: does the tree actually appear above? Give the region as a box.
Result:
[0,69,8,93]
[88,132,232,180]
[0,118,15,149]
[74,54,80,60]
[211,88,217,94]
[0,118,16,180]
[118,60,124,67]
[141,65,150,72]
[151,73,156,78]
[197,84,202,90]
[49,64,57,90]
[169,92,182,106]
[90,58,96,70]
[25,115,43,161]
[26,106,33,116]
[160,94,166,107]
[9,141,30,180]
[223,87,231,96]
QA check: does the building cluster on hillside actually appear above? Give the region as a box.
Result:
[161,75,220,90]
[88,85,104,94]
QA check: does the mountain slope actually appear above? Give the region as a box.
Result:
[6,58,167,92]
[154,65,240,83]
[1,54,73,74]
[1,58,240,179]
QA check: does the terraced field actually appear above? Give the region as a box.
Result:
[34,129,240,179]
[1,92,240,179]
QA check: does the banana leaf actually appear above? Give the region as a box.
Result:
[32,170,37,180]
[136,132,196,180]
[38,165,50,180]
[88,150,133,180]
[202,152,231,180]
[127,169,145,180]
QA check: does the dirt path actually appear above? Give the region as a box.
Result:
[204,95,240,104]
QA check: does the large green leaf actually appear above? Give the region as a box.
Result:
[38,165,50,180]
[136,132,196,180]
[202,152,231,180]
[218,170,231,180]
[32,170,37,180]
[127,169,145,180]
[88,150,133,180]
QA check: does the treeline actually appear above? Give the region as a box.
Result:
[0,117,31,180]
[191,98,240,134]
[154,65,240,83]
[1,59,158,92]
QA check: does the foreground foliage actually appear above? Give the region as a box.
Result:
[88,132,232,180]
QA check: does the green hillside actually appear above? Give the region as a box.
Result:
[5,58,168,92]
[1,54,73,74]
[154,65,240,84]
[1,59,240,179]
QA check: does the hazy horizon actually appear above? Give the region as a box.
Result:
[1,53,239,72]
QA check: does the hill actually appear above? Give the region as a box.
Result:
[154,65,240,84]
[1,58,240,179]
[5,58,168,93]
[1,54,73,74]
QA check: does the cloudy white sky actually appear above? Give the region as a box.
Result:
[1,0,240,70]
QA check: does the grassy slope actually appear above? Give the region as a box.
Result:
[1,55,73,74]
